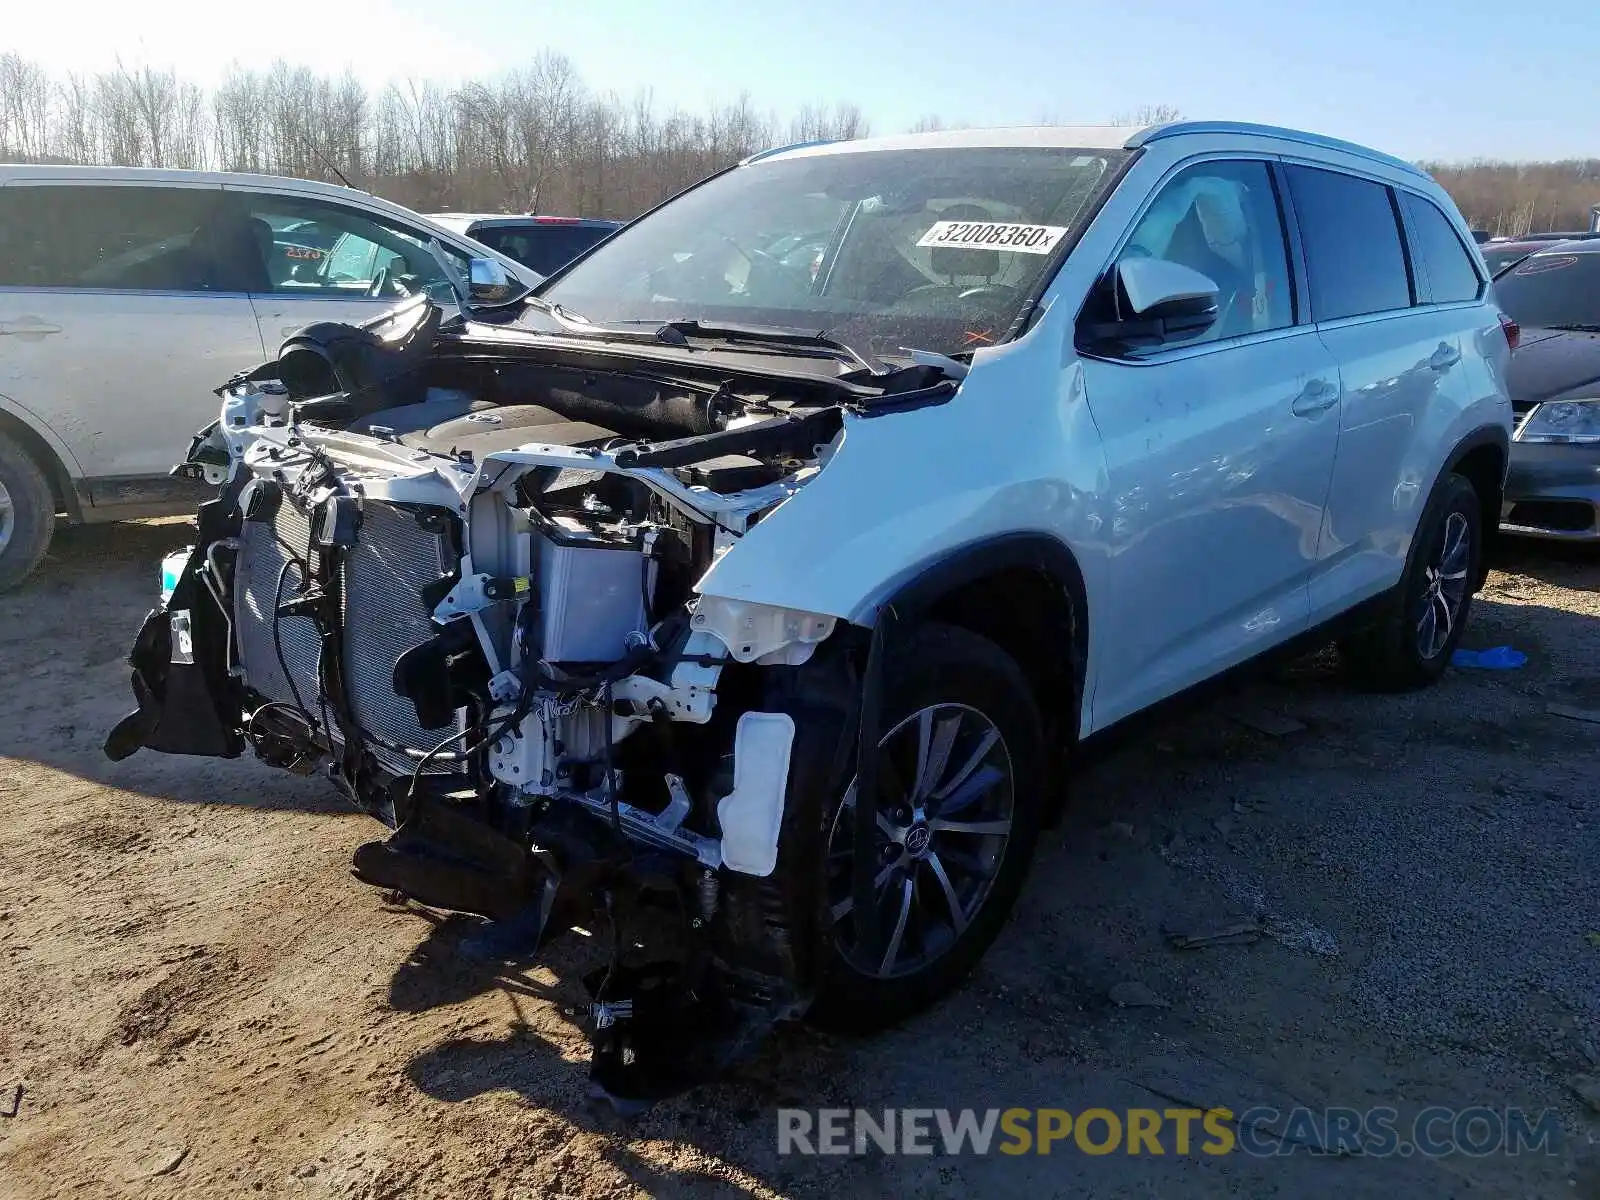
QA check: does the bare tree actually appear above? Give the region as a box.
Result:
[1112,104,1183,126]
[8,52,1599,232]
[0,53,53,160]
[55,73,99,164]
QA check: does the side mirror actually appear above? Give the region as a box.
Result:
[467,257,529,308]
[1082,257,1220,351]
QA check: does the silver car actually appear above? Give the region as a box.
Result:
[0,165,534,590]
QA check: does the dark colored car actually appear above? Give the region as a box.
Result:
[1491,239,1600,540]
[430,213,623,277]
[1481,238,1551,277]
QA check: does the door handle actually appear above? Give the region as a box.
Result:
[1428,343,1461,372]
[1291,378,1340,417]
[0,317,63,339]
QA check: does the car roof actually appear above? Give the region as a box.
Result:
[0,164,538,278]
[747,120,1423,179]
[0,162,378,198]
[1521,238,1600,255]
[428,212,621,228]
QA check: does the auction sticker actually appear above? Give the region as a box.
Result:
[916,220,1068,255]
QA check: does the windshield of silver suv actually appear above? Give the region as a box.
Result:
[530,146,1127,358]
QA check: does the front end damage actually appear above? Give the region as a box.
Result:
[106,296,955,1106]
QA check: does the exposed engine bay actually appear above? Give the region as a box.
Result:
[105,294,961,1107]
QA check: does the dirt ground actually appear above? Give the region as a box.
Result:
[1,519,1597,1199]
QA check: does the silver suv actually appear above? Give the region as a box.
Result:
[0,166,533,590]
[106,122,1512,1106]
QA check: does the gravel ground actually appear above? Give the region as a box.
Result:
[0,521,1597,1199]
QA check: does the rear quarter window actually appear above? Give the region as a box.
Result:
[1285,165,1412,321]
[1400,193,1482,304]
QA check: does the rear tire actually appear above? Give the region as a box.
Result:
[1340,471,1481,692]
[808,623,1046,1033]
[0,434,55,593]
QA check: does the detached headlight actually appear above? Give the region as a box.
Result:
[1515,398,1600,444]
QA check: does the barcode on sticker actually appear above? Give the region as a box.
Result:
[916,220,1068,255]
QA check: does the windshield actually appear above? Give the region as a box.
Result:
[1493,252,1600,328]
[532,146,1127,358]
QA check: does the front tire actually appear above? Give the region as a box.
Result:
[0,434,55,593]
[1340,471,1482,691]
[808,623,1046,1033]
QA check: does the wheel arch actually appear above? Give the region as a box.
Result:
[0,401,82,521]
[1440,423,1508,590]
[874,533,1090,782]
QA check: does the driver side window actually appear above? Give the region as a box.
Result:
[240,195,466,301]
[1118,160,1295,345]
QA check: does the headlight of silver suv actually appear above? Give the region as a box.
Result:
[1514,397,1600,444]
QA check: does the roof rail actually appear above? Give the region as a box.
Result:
[1126,121,1425,178]
[740,138,838,166]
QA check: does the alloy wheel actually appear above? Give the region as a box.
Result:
[0,479,14,554]
[827,702,1015,979]
[1415,510,1471,660]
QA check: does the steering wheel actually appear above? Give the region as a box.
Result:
[889,280,1020,315]
[720,232,776,269]
[367,266,393,298]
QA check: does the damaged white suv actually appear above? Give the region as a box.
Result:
[105,122,1513,1105]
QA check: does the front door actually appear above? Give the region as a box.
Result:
[224,189,470,355]
[1077,158,1342,728]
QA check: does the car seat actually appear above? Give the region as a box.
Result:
[1128,177,1261,337]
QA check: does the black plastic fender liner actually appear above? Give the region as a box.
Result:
[1440,422,1511,591]
[104,484,248,761]
[861,532,1087,824]
[105,488,247,761]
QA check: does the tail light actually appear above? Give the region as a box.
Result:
[1499,312,1520,351]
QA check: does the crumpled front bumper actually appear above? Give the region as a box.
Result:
[1500,442,1600,541]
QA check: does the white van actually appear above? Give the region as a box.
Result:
[0,166,534,589]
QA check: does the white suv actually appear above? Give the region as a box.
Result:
[105,122,1513,1105]
[0,166,534,589]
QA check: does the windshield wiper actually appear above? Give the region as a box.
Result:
[1547,323,1600,332]
[614,318,886,375]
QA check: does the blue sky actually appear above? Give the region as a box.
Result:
[10,0,1598,161]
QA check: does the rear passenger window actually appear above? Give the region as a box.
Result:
[0,185,233,291]
[1400,193,1482,304]
[1285,166,1411,321]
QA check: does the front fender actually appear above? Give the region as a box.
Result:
[694,340,1111,631]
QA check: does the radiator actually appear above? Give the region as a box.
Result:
[234,497,463,777]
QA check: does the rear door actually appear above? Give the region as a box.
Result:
[0,179,265,504]
[1287,165,1483,621]
[225,188,474,352]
